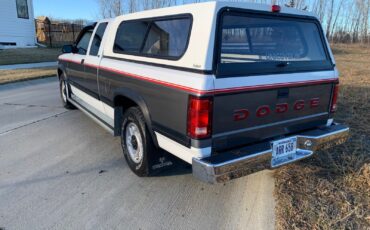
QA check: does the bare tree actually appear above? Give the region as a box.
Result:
[362,0,370,43]
[98,0,122,18]
[285,0,295,7]
[325,0,335,38]
[95,0,370,44]
[330,0,345,40]
[311,0,326,23]
[284,0,307,10]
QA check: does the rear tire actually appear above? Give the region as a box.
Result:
[121,107,155,177]
[59,76,75,110]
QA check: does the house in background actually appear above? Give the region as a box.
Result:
[0,0,36,48]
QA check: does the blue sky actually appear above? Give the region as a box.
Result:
[33,1,319,21]
[33,0,100,20]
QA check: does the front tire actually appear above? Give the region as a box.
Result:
[121,107,155,177]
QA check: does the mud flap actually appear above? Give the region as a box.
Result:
[148,148,185,176]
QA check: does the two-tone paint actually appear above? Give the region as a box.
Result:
[57,2,339,164]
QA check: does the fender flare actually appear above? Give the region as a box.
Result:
[113,88,158,147]
[57,63,67,80]
[57,63,74,99]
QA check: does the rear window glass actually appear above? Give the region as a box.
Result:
[218,12,333,76]
[114,16,192,59]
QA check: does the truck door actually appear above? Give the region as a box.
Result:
[67,27,94,87]
[68,22,114,128]
[84,22,108,97]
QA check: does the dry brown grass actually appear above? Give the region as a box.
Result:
[0,48,61,65]
[275,44,370,229]
[0,68,56,84]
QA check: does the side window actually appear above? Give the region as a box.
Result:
[142,18,191,57]
[113,16,192,59]
[114,21,150,53]
[89,23,108,56]
[76,30,93,55]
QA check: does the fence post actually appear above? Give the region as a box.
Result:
[72,24,75,41]
[48,21,52,48]
[34,19,38,44]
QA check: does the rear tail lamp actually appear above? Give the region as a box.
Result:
[187,96,213,139]
[330,84,340,113]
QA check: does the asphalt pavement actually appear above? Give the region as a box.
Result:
[0,78,275,230]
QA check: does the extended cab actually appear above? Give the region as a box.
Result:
[57,2,349,184]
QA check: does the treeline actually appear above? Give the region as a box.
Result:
[97,0,370,44]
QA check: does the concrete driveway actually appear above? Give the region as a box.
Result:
[0,78,275,230]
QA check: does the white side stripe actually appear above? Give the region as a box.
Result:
[70,86,107,115]
[155,132,211,164]
[70,85,115,126]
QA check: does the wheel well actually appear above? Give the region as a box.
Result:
[114,95,137,109]
[113,95,158,147]
[113,95,138,136]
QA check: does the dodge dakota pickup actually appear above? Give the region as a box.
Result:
[57,2,349,184]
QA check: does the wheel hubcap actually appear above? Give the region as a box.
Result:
[125,123,143,164]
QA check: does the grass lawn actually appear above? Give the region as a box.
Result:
[0,48,61,65]
[275,44,370,229]
[0,68,56,84]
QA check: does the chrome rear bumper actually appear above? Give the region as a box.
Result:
[192,123,349,184]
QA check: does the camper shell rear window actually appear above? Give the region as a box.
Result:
[216,9,334,77]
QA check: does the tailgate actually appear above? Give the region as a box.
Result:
[212,83,333,151]
[211,9,336,151]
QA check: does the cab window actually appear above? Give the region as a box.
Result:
[76,30,93,55]
[89,23,108,56]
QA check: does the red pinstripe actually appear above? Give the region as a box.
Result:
[58,58,338,96]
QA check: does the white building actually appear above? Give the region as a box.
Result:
[0,0,36,48]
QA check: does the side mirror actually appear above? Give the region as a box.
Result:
[62,45,77,54]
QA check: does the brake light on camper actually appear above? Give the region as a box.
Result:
[272,5,281,12]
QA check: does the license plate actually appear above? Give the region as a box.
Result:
[272,137,297,159]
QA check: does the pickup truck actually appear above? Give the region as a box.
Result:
[57,2,349,184]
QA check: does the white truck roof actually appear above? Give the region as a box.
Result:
[103,1,320,71]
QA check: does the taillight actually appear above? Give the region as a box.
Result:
[187,96,213,139]
[330,84,340,113]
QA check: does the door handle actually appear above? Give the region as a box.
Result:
[81,59,85,65]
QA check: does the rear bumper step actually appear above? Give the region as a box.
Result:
[192,123,349,184]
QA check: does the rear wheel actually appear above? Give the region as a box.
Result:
[121,107,155,177]
[59,76,75,110]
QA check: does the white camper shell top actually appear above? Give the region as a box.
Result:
[102,1,335,72]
